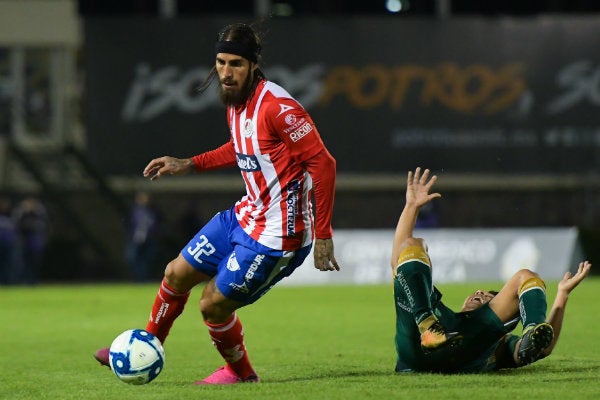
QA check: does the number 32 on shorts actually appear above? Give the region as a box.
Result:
[187,235,216,263]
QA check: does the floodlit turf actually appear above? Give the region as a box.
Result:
[1,278,599,400]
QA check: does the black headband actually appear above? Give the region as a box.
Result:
[215,40,260,63]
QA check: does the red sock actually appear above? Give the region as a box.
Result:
[205,314,256,380]
[145,278,190,344]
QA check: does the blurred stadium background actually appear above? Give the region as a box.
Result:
[0,0,599,283]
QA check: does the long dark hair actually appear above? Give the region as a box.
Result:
[197,22,267,94]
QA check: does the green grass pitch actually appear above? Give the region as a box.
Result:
[1,278,599,400]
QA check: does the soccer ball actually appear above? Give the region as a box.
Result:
[109,329,165,385]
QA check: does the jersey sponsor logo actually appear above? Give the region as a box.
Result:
[229,282,249,293]
[277,103,294,117]
[282,116,306,134]
[226,252,240,271]
[289,122,313,142]
[286,179,300,235]
[236,153,261,172]
[154,301,169,323]
[395,300,412,314]
[242,118,254,137]
[396,271,416,309]
[284,113,297,125]
[245,254,266,281]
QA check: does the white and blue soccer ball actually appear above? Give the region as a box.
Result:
[109,329,165,385]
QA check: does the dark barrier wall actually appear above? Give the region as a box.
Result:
[84,16,600,175]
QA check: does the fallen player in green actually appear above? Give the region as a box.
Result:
[391,167,591,373]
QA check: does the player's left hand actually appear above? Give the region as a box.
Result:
[558,260,592,295]
[313,238,340,272]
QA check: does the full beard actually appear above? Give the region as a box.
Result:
[219,72,255,106]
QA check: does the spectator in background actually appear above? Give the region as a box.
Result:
[0,196,16,285]
[13,196,48,284]
[125,191,161,282]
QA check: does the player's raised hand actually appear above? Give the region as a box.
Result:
[143,156,194,181]
[558,260,592,295]
[406,167,441,208]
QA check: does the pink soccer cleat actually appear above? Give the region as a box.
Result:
[93,347,111,368]
[194,366,259,385]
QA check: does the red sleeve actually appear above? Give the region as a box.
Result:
[302,148,336,239]
[191,141,237,172]
[267,98,325,163]
[265,98,336,238]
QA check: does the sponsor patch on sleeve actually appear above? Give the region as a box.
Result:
[289,122,313,142]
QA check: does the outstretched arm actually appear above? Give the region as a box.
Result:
[143,156,194,180]
[390,167,441,269]
[541,260,592,357]
[143,142,237,181]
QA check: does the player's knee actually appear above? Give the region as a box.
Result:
[163,259,180,284]
[395,238,431,268]
[514,268,540,283]
[163,256,196,291]
[514,269,546,296]
[163,259,174,276]
[399,237,427,252]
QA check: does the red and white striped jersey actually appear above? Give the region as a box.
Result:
[226,79,328,250]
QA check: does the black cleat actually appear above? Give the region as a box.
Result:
[517,322,554,366]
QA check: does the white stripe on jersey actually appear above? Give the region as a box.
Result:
[248,87,272,235]
[231,81,314,250]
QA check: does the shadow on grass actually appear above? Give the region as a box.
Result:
[268,358,600,384]
[265,369,396,383]
[490,358,600,379]
[148,358,600,387]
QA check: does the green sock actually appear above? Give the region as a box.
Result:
[518,277,547,328]
[395,260,434,328]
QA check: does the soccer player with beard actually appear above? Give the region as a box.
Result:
[94,22,339,384]
[391,167,591,373]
